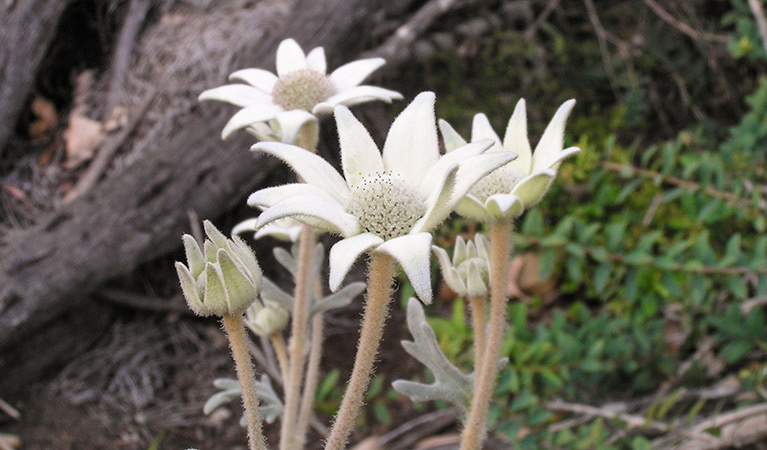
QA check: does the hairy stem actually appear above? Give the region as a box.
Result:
[469,295,487,377]
[324,254,396,450]
[295,313,326,447]
[280,225,316,450]
[222,313,267,450]
[271,333,290,384]
[460,221,512,450]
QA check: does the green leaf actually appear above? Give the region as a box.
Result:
[594,263,611,294]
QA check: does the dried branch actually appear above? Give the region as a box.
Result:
[748,0,767,56]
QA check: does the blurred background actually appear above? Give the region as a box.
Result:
[1,0,766,448]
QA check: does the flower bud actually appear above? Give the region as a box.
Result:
[245,299,290,337]
[433,234,491,298]
[175,220,262,316]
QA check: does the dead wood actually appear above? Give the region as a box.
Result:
[0,0,72,155]
[0,0,388,391]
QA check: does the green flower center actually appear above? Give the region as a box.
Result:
[469,163,524,202]
[271,69,337,111]
[347,172,425,241]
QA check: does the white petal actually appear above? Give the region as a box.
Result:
[471,114,504,153]
[432,245,467,296]
[335,106,384,187]
[510,169,556,207]
[438,119,468,152]
[411,164,458,234]
[247,183,338,209]
[222,105,282,139]
[465,261,488,297]
[503,99,532,174]
[375,233,433,304]
[305,47,327,74]
[455,196,494,222]
[485,194,524,219]
[329,57,386,90]
[418,140,492,199]
[274,110,318,145]
[531,99,576,172]
[246,122,278,141]
[328,233,384,291]
[199,85,273,108]
[540,146,581,170]
[232,218,259,236]
[314,86,402,114]
[276,38,307,76]
[255,194,359,237]
[452,152,516,206]
[252,141,350,203]
[382,92,439,187]
[253,220,303,242]
[229,68,278,93]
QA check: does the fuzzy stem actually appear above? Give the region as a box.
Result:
[280,225,316,450]
[295,313,326,447]
[469,295,487,376]
[460,221,512,450]
[271,333,290,384]
[222,313,267,450]
[324,254,396,450]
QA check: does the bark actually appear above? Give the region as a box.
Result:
[0,0,384,378]
[0,0,72,154]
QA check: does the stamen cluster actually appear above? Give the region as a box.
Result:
[347,171,424,241]
[271,69,337,111]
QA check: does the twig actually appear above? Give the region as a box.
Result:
[523,0,559,41]
[748,0,767,56]
[67,92,155,201]
[105,0,152,117]
[545,399,669,433]
[0,434,20,450]
[375,407,460,450]
[0,397,20,420]
[583,0,621,99]
[642,0,729,44]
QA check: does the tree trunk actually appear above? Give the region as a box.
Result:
[0,0,72,154]
[0,0,385,391]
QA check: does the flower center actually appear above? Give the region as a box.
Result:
[469,163,525,202]
[271,69,337,111]
[347,172,425,241]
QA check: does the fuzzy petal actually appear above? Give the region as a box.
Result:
[273,110,318,145]
[471,114,504,153]
[485,194,524,219]
[329,57,386,90]
[198,84,272,108]
[313,86,402,114]
[503,99,533,174]
[229,68,278,93]
[328,233,384,291]
[465,261,488,297]
[540,146,581,170]
[305,47,327,74]
[222,105,282,139]
[252,141,350,203]
[433,245,467,296]
[255,194,359,237]
[531,99,576,172]
[276,38,307,76]
[438,119,468,152]
[335,105,384,187]
[418,140,492,199]
[376,232,433,304]
[182,234,205,278]
[232,218,258,236]
[411,164,458,234]
[176,262,204,314]
[253,220,303,242]
[382,92,439,187]
[455,195,494,223]
[451,152,516,206]
[510,169,556,207]
[247,183,337,209]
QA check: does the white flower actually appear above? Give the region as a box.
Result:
[247,92,514,303]
[232,217,303,242]
[199,38,403,143]
[432,234,491,298]
[439,99,580,222]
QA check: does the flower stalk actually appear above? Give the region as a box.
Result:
[469,295,487,376]
[460,220,512,450]
[295,313,326,448]
[222,313,267,450]
[324,253,396,450]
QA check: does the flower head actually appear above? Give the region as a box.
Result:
[433,234,491,298]
[439,99,580,222]
[175,221,262,316]
[245,299,290,337]
[199,38,403,143]
[247,92,514,303]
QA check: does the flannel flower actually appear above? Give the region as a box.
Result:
[433,234,491,298]
[439,99,580,222]
[199,38,402,143]
[247,92,514,304]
